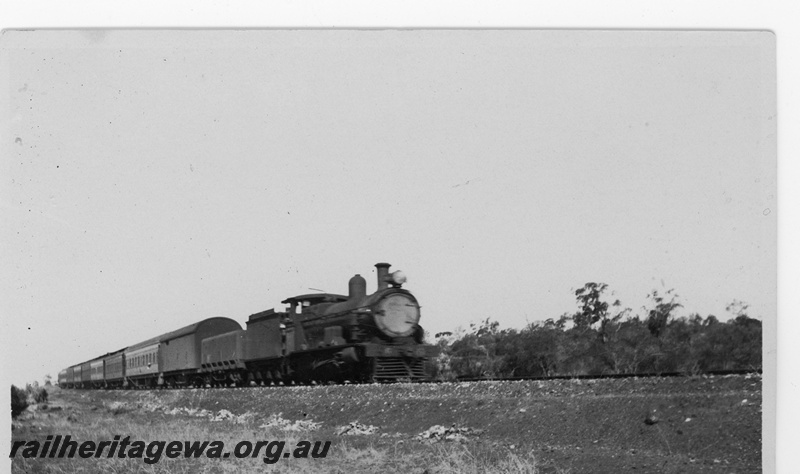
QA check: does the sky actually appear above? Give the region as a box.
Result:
[0,29,776,386]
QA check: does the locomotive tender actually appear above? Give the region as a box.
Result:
[58,263,437,388]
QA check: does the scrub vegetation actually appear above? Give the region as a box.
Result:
[432,284,762,380]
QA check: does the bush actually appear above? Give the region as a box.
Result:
[26,383,49,404]
[34,387,49,404]
[11,385,29,418]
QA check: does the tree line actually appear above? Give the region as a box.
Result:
[429,283,762,380]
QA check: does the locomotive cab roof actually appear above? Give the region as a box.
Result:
[281,293,348,306]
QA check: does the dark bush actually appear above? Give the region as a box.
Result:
[34,387,48,404]
[25,383,49,404]
[11,385,28,418]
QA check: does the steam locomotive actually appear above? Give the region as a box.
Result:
[58,263,437,388]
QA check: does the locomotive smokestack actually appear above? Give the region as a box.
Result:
[348,274,367,299]
[375,262,391,291]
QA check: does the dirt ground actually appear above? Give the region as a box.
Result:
[11,374,762,473]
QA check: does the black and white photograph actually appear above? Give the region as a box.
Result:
[1,19,788,474]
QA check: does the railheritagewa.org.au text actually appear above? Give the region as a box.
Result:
[10,435,331,464]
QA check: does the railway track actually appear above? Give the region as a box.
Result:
[59,369,761,390]
[449,368,761,384]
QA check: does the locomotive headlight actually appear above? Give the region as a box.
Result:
[374,293,420,338]
[390,270,407,286]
